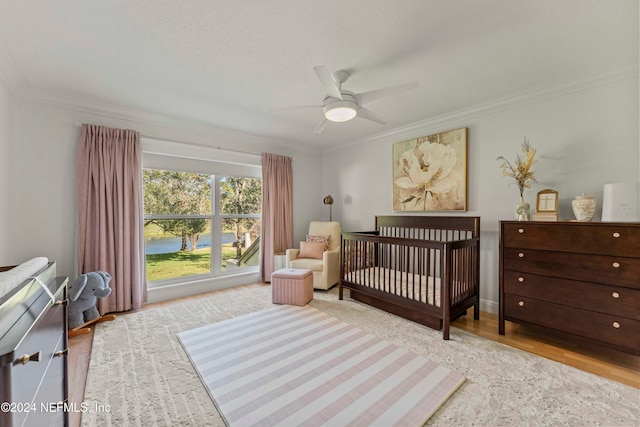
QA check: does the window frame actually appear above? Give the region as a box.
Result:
[142,140,262,288]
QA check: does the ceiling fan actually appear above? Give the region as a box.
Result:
[270,66,419,134]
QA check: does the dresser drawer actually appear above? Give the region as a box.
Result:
[503,294,640,353]
[503,248,640,289]
[23,335,67,427]
[503,271,640,320]
[10,299,65,405]
[502,222,640,257]
[0,269,68,427]
[7,331,65,427]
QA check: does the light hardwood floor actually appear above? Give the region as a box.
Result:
[68,293,639,427]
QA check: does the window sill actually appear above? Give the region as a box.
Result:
[146,270,260,304]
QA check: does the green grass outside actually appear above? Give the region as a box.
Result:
[144,223,238,281]
[146,245,238,281]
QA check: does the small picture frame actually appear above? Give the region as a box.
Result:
[536,189,559,213]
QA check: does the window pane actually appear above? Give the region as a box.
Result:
[144,219,211,281]
[220,176,262,215]
[144,169,212,215]
[142,168,261,284]
[221,217,261,271]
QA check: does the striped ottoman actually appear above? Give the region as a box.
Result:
[271,268,313,306]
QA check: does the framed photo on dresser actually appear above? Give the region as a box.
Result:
[534,189,558,221]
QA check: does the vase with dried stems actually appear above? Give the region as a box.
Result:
[496,138,537,221]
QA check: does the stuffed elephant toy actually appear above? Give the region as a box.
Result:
[68,271,112,329]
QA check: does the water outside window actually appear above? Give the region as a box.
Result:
[143,169,261,282]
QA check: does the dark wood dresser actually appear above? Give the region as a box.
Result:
[499,221,640,355]
[0,262,69,427]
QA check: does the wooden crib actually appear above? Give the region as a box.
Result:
[339,216,480,339]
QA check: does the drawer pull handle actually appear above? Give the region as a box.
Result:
[518,228,524,234]
[612,232,620,238]
[518,252,525,258]
[518,277,525,283]
[612,292,620,299]
[518,301,525,307]
[17,351,41,365]
[54,348,69,357]
[612,262,620,268]
[612,321,620,329]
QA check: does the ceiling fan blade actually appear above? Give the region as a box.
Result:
[313,66,343,100]
[267,105,323,112]
[357,106,387,125]
[313,118,328,134]
[354,81,419,105]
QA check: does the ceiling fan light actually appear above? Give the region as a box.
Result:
[324,101,357,122]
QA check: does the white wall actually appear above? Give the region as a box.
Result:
[4,74,638,308]
[0,80,12,262]
[8,99,324,293]
[323,75,640,313]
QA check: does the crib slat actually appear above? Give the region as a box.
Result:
[340,216,480,340]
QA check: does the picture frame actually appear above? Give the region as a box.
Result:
[392,127,467,211]
[536,189,559,213]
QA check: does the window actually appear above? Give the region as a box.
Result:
[143,169,262,283]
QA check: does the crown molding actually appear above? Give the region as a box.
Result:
[9,59,638,156]
[19,86,267,142]
[18,85,321,157]
[328,63,640,154]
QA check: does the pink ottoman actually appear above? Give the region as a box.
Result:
[271,268,313,306]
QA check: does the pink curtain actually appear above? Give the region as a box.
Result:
[260,153,293,282]
[77,124,146,313]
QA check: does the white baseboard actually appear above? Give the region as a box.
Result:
[480,298,498,315]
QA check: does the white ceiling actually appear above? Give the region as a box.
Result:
[0,1,638,150]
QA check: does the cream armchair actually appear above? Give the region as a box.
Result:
[286,221,341,290]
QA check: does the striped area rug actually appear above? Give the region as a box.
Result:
[177,305,465,427]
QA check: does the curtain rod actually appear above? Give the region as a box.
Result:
[142,135,264,159]
[75,122,267,159]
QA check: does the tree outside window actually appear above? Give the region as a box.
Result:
[143,169,261,282]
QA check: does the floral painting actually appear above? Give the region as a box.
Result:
[393,127,467,211]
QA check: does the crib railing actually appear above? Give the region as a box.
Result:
[341,231,479,309]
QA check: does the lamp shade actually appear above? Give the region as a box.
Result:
[323,195,334,221]
[324,100,357,122]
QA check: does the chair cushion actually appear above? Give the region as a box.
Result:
[298,241,324,260]
[308,221,341,251]
[306,234,330,251]
[271,268,313,280]
[290,258,323,272]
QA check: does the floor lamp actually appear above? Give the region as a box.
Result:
[323,195,334,221]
